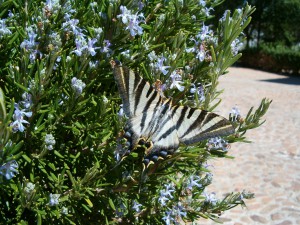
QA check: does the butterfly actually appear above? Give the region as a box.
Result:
[112,61,234,167]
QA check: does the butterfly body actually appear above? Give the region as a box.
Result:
[112,61,234,165]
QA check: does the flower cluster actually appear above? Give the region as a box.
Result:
[148,53,171,76]
[162,202,187,225]
[203,192,218,206]
[158,183,175,206]
[44,0,62,16]
[20,27,40,62]
[24,182,36,193]
[186,24,215,62]
[199,0,213,17]
[117,5,145,37]
[45,134,56,150]
[207,137,229,152]
[190,83,205,103]
[231,38,244,56]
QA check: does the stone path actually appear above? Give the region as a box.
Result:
[202,67,300,225]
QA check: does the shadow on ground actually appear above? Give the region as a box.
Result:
[259,76,300,85]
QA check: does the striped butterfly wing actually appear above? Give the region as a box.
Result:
[169,106,234,145]
[113,64,179,151]
[113,63,234,162]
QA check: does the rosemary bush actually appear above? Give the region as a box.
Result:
[0,0,271,224]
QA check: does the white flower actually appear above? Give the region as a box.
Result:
[45,134,56,150]
[49,193,60,206]
[24,182,35,193]
[71,77,86,96]
[230,105,241,121]
[231,38,243,56]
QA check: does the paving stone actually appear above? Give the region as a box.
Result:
[290,181,300,192]
[271,181,281,188]
[200,68,300,225]
[260,204,278,213]
[271,212,284,221]
[275,220,292,225]
[250,215,268,224]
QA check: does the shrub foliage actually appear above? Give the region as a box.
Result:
[0,0,270,224]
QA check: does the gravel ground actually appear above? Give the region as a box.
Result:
[201,67,300,225]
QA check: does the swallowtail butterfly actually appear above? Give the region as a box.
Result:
[112,61,234,166]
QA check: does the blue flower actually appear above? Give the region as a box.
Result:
[87,38,99,56]
[101,40,112,57]
[196,24,212,41]
[117,5,132,24]
[8,10,14,18]
[20,28,41,62]
[0,160,18,180]
[162,210,173,225]
[20,30,37,50]
[73,35,87,56]
[172,202,187,219]
[190,83,205,102]
[62,17,82,35]
[187,175,202,190]
[199,0,206,6]
[115,202,126,217]
[202,7,213,17]
[0,19,12,38]
[132,200,142,213]
[126,13,144,37]
[10,103,32,132]
[158,183,175,206]
[169,71,185,92]
[44,0,61,15]
[203,192,218,206]
[154,57,170,75]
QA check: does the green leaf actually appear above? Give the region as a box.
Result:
[82,203,92,212]
[22,154,31,163]
[108,198,115,210]
[85,198,93,207]
[54,150,64,159]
